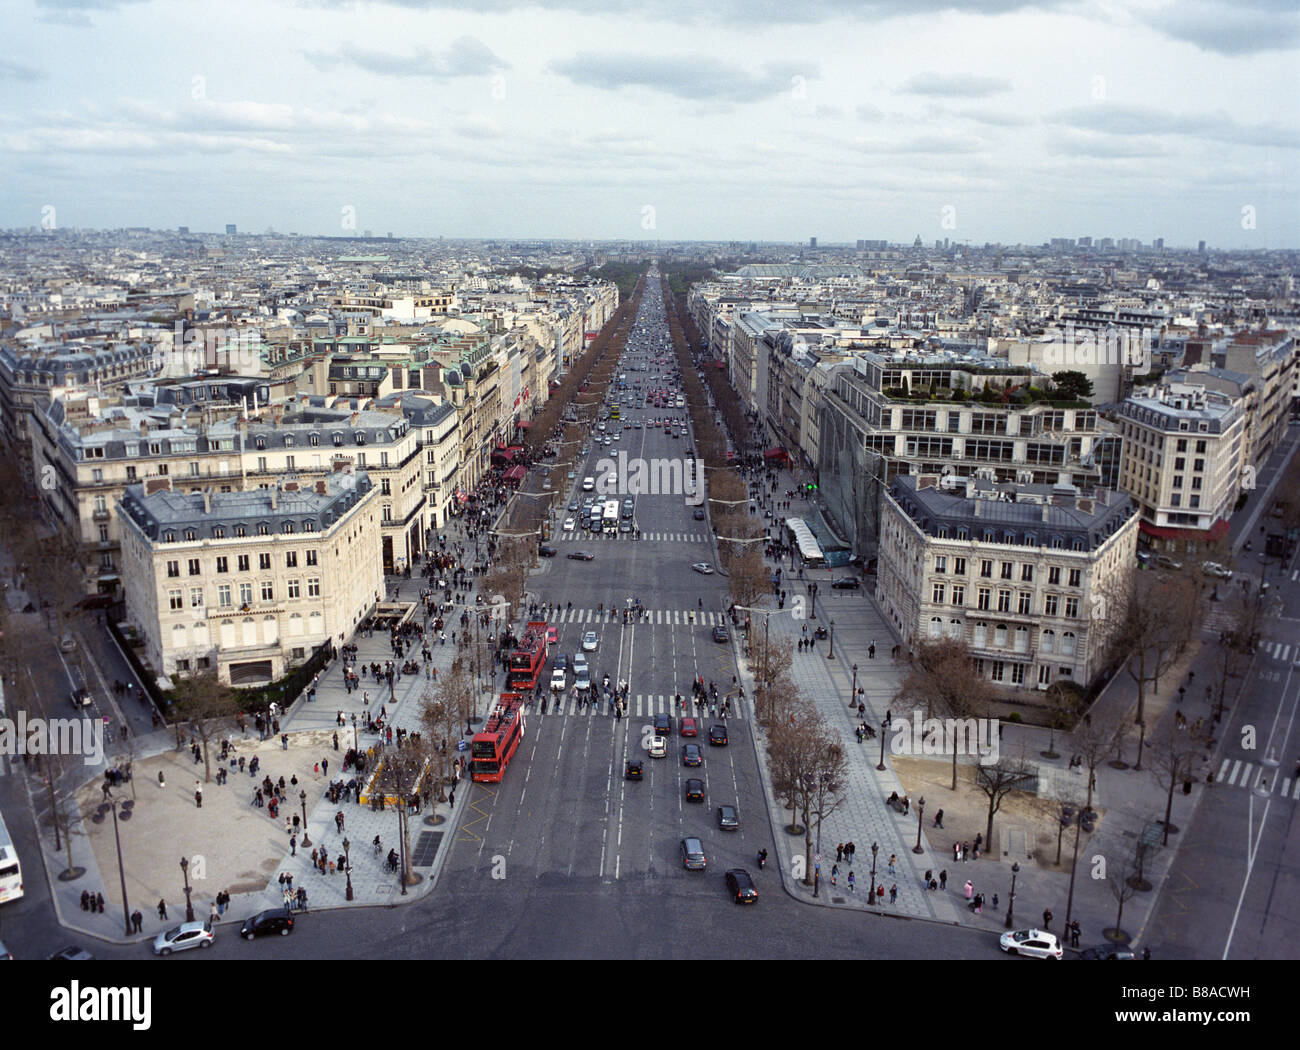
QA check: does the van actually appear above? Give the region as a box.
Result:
[582,477,595,492]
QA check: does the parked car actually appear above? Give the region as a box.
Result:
[693,508,706,520]
[681,837,707,871]
[47,945,95,960]
[999,929,1062,960]
[59,633,77,653]
[1201,562,1234,579]
[240,910,294,939]
[725,869,758,904]
[1155,555,1183,571]
[152,921,214,955]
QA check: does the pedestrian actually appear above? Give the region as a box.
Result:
[157,899,168,920]
[954,842,961,862]
[836,843,844,864]
[131,909,143,933]
[934,808,944,829]
[322,757,328,777]
[924,869,932,890]
[209,901,219,924]
[449,787,455,808]
[194,781,202,808]
[158,770,165,788]
[889,884,897,904]
[876,884,885,903]
[847,871,855,893]
[80,890,90,911]
[333,732,340,751]
[290,834,297,856]
[1070,919,1081,948]
[888,853,896,875]
[1042,908,1053,930]
[964,880,974,900]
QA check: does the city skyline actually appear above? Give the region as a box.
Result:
[2,0,1298,246]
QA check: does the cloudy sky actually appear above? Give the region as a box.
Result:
[3,0,1298,246]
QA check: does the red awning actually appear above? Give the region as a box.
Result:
[517,420,532,429]
[503,465,527,481]
[1140,518,1230,542]
[764,447,786,459]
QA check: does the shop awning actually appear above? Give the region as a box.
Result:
[1139,518,1230,542]
[503,465,527,481]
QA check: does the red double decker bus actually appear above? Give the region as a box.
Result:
[470,693,527,783]
[507,620,548,691]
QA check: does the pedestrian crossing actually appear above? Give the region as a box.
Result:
[540,607,729,626]
[1261,640,1295,663]
[538,693,746,720]
[1215,757,1300,799]
[555,531,706,543]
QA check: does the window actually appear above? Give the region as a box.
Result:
[1021,564,1034,582]
[929,616,943,638]
[953,557,966,576]
[1000,562,1013,580]
[991,661,1005,682]
[304,520,315,533]
[258,553,271,570]
[1044,594,1059,616]
[381,478,391,496]
[1041,629,1056,653]
[260,581,274,602]
[307,578,321,597]
[168,589,183,610]
[93,495,107,513]
[166,560,180,578]
[126,465,137,481]
[951,585,965,607]
[97,524,109,542]
[213,527,225,539]
[258,523,270,536]
[217,584,231,608]
[1018,592,1032,615]
[1067,568,1081,588]
[997,590,1012,613]
[187,558,200,575]
[977,587,991,611]
[257,457,268,472]
[934,556,947,574]
[216,556,228,573]
[190,462,200,476]
[980,560,993,578]
[285,455,296,471]
[1062,631,1077,656]
[1014,626,1029,653]
[239,583,253,606]
[1048,566,1061,585]
[1175,457,1185,471]
[237,554,250,572]
[190,587,203,608]
[92,468,103,483]
[1064,597,1079,618]
[932,582,946,604]
[235,526,246,538]
[306,549,318,567]
[1010,663,1026,685]
[286,551,298,568]
[287,579,301,599]
[973,622,988,647]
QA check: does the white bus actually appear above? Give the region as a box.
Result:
[0,811,24,904]
[602,500,620,533]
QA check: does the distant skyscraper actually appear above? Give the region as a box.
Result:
[177,226,189,235]
[225,224,237,235]
[1154,237,1164,250]
[809,237,817,248]
[364,229,372,238]
[1198,240,1207,253]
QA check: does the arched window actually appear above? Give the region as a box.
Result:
[1041,629,1056,654]
[993,623,1008,648]
[929,616,943,638]
[1014,626,1029,653]
[1062,631,1076,656]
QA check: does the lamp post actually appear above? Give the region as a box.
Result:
[180,856,194,923]
[809,581,818,620]
[828,618,836,660]
[913,796,926,854]
[299,790,311,847]
[877,719,888,771]
[869,841,878,899]
[1004,862,1020,929]
[343,837,354,901]
[103,798,134,938]
[351,713,358,752]
[851,663,858,707]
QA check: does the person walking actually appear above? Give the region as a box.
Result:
[888,853,897,876]
[1042,908,1053,930]
[157,899,168,920]
[889,884,897,904]
[847,871,855,893]
[209,901,219,925]
[964,879,974,901]
[836,843,844,864]
[194,782,202,808]
[933,808,944,829]
[940,869,948,890]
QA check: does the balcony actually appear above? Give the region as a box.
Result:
[92,508,111,522]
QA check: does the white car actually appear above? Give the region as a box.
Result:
[691,563,715,575]
[563,517,576,531]
[153,921,214,956]
[575,669,592,692]
[648,736,667,758]
[1202,561,1234,579]
[999,929,1062,960]
[550,667,567,691]
[572,652,589,675]
[582,631,598,652]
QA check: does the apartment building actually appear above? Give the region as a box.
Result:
[118,472,382,685]
[1114,380,1246,550]
[1218,329,1296,468]
[877,473,1138,691]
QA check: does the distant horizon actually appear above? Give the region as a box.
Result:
[5,226,1298,255]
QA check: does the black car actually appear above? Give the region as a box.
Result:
[241,910,294,939]
[712,624,729,643]
[537,545,558,558]
[693,508,706,520]
[625,760,644,781]
[830,576,861,589]
[1077,945,1137,961]
[684,778,705,802]
[708,724,728,746]
[654,712,672,736]
[567,551,596,561]
[725,869,758,903]
[682,743,703,767]
[717,804,739,830]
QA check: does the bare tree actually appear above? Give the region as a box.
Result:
[1104,839,1144,942]
[767,701,820,871]
[974,754,1037,858]
[726,548,768,613]
[418,688,462,803]
[169,671,241,783]
[893,638,996,790]
[1063,707,1125,926]
[1148,717,1209,846]
[370,736,433,892]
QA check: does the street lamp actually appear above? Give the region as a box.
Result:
[877,719,888,771]
[343,837,353,901]
[869,842,878,899]
[180,856,194,923]
[1004,862,1020,928]
[851,663,858,707]
[913,796,926,854]
[101,798,134,938]
[809,581,818,620]
[351,713,359,752]
[828,618,836,660]
[299,790,311,847]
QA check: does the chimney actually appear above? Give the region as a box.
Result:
[203,490,212,514]
[973,499,982,518]
[316,480,328,495]
[1041,504,1050,522]
[269,485,279,511]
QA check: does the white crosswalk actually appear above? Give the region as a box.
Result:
[1261,640,1295,663]
[540,693,746,720]
[556,531,706,543]
[1215,757,1300,799]
[544,607,728,626]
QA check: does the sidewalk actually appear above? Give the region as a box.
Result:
[731,452,1226,949]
